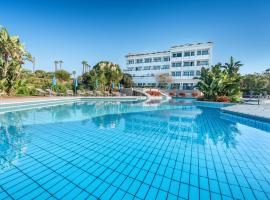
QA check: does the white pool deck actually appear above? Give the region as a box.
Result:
[222,103,270,121]
[0,96,144,105]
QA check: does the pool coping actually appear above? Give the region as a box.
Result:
[0,96,145,105]
[221,109,270,123]
[0,96,147,114]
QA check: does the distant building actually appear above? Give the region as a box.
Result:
[124,42,213,90]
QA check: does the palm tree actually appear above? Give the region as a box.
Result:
[82,60,88,74]
[86,63,91,73]
[54,61,59,72]
[0,27,32,95]
[59,60,63,70]
[223,56,243,77]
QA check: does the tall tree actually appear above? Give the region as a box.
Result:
[59,60,63,70]
[156,73,173,89]
[54,61,59,72]
[121,73,133,88]
[196,57,243,102]
[82,61,123,91]
[82,60,88,74]
[0,27,32,95]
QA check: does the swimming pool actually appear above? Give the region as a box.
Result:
[0,99,270,199]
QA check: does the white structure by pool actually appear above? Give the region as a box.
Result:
[124,42,213,90]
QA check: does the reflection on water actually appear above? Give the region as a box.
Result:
[123,107,240,148]
[0,112,31,172]
[0,99,269,172]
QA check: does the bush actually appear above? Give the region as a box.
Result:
[179,92,186,97]
[146,91,162,96]
[53,83,67,95]
[216,96,230,102]
[169,92,176,96]
[192,92,200,97]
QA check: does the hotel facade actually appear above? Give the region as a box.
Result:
[124,42,213,90]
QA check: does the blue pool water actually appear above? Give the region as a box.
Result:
[0,99,270,199]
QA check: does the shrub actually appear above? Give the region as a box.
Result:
[192,92,200,97]
[179,92,186,97]
[169,92,176,96]
[146,91,162,96]
[216,96,230,102]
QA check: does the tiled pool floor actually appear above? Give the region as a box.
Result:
[0,102,270,199]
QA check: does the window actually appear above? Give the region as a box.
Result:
[176,71,181,76]
[163,56,170,61]
[184,52,190,57]
[127,59,134,64]
[196,70,201,76]
[135,67,142,71]
[136,59,143,63]
[161,65,170,70]
[183,61,195,67]
[184,51,195,57]
[197,60,209,66]
[197,49,209,55]
[144,58,152,63]
[152,65,161,70]
[172,71,181,76]
[143,66,151,70]
[202,50,209,55]
[153,57,161,62]
[172,52,182,57]
[172,62,182,67]
[183,83,193,90]
[183,71,189,76]
[183,71,195,76]
[126,67,133,71]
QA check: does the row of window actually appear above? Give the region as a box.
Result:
[132,74,155,77]
[172,60,209,67]
[126,65,170,71]
[171,70,201,77]
[128,56,170,64]
[130,70,201,78]
[125,60,208,72]
[172,49,209,58]
[127,50,209,65]
[136,82,195,90]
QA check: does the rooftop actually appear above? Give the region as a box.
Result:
[126,42,213,57]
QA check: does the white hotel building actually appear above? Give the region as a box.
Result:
[124,42,213,90]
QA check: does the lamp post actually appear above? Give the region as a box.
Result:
[32,57,36,72]
[72,70,77,95]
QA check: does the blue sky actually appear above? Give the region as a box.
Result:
[1,0,270,74]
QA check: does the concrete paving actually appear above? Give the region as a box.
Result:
[222,103,270,121]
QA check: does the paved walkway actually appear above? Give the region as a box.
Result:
[222,104,270,121]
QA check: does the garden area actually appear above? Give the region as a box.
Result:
[0,26,132,97]
[196,57,270,102]
[1,25,269,101]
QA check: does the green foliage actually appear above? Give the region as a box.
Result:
[156,73,173,89]
[196,57,242,102]
[55,70,71,82]
[82,61,124,91]
[53,83,67,95]
[240,69,270,95]
[0,26,32,95]
[121,73,133,88]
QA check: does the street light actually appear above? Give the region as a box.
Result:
[72,70,77,95]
